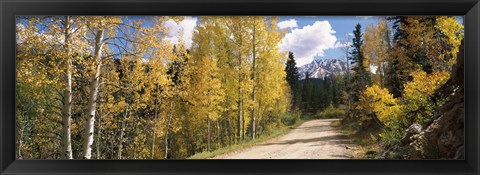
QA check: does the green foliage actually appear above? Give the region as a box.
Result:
[378,119,405,147]
[281,111,301,126]
[315,106,345,119]
[402,70,450,124]
[285,52,301,109]
[349,23,372,103]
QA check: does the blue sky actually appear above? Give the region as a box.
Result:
[277,16,380,67]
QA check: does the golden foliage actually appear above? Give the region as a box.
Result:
[403,71,450,123]
[357,85,404,128]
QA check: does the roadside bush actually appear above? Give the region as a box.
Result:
[403,70,449,125]
[378,119,405,147]
[281,110,301,126]
[357,85,404,128]
[315,106,345,119]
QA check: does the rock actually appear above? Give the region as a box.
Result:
[407,123,423,134]
[400,123,422,146]
[406,41,465,159]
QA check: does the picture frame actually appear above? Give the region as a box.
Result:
[1,0,479,174]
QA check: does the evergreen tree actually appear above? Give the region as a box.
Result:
[349,23,371,103]
[331,75,344,108]
[285,52,301,109]
[301,72,313,110]
[322,79,332,109]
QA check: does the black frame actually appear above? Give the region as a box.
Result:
[1,0,479,174]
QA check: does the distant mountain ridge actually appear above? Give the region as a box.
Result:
[298,58,347,80]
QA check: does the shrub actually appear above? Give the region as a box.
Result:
[403,71,449,124]
[357,85,404,128]
[281,110,301,126]
[378,120,405,147]
[315,106,345,119]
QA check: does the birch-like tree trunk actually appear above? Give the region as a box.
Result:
[118,105,128,159]
[61,16,73,159]
[164,100,175,159]
[207,117,211,151]
[82,28,104,159]
[151,98,159,159]
[237,28,244,142]
[217,121,220,149]
[96,107,101,159]
[251,18,257,140]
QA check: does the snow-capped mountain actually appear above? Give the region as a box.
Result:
[298,59,347,80]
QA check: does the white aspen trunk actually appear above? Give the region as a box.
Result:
[82,29,104,159]
[257,100,262,136]
[228,118,233,146]
[238,28,244,142]
[380,63,385,88]
[95,89,103,159]
[216,121,220,149]
[61,16,73,159]
[238,86,243,142]
[151,121,156,159]
[164,100,175,159]
[251,18,257,140]
[207,117,211,152]
[151,99,159,159]
[118,106,128,159]
[96,111,101,159]
[151,118,156,159]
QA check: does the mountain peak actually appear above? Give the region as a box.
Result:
[298,58,347,80]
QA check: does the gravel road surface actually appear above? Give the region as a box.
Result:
[213,119,355,159]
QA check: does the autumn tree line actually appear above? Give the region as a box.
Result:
[15,16,291,159]
[353,16,463,152]
[286,16,464,158]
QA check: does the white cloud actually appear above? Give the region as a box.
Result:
[334,41,352,48]
[163,16,198,48]
[277,19,298,29]
[356,16,373,20]
[348,32,354,36]
[16,23,64,46]
[279,20,337,67]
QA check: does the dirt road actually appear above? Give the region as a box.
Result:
[213,119,355,159]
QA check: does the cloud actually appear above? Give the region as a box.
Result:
[277,19,298,29]
[163,16,198,48]
[356,16,373,20]
[16,23,64,46]
[279,20,337,67]
[334,41,352,48]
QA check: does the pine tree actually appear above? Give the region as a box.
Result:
[285,52,301,109]
[349,23,371,103]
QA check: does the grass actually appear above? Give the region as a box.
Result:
[340,121,382,159]
[188,118,308,159]
[315,105,346,119]
[330,120,342,127]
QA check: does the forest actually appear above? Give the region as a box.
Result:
[15,16,464,159]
